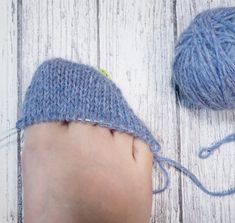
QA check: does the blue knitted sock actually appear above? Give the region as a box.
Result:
[16,58,160,153]
[15,58,235,196]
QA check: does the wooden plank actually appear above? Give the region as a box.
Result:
[99,0,180,222]
[176,1,235,222]
[0,0,18,222]
[21,0,98,90]
[15,1,235,223]
[20,0,98,220]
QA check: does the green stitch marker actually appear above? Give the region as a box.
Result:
[99,68,110,79]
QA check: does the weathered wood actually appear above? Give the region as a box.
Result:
[0,0,18,222]
[176,1,235,223]
[21,0,98,90]
[0,0,234,222]
[99,1,180,222]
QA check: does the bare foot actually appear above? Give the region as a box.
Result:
[22,121,153,223]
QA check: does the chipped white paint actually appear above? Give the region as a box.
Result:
[0,0,234,222]
[0,0,18,222]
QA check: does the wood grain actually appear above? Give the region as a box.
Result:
[0,0,234,222]
[176,0,235,223]
[0,0,18,222]
[21,0,98,91]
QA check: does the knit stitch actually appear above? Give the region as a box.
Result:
[16,58,160,153]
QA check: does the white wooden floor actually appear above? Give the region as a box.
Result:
[0,0,235,222]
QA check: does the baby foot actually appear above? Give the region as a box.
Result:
[22,121,153,223]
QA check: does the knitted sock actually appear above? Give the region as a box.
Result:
[16,58,160,153]
[16,58,235,196]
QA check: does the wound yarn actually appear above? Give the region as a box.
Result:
[173,7,235,162]
[173,7,235,110]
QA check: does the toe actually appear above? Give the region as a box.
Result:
[68,121,96,140]
[113,131,133,145]
[113,131,134,156]
[68,122,113,141]
[24,121,67,146]
[132,138,153,169]
[68,121,94,132]
[93,124,113,138]
[24,121,67,133]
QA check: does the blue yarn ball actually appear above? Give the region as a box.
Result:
[173,7,235,110]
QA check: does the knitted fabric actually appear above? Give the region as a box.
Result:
[16,58,160,154]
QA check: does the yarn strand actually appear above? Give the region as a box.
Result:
[153,154,235,196]
[152,160,170,194]
[199,133,235,159]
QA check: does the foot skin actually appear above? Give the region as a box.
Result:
[22,122,153,223]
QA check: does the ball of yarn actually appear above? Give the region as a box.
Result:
[173,7,235,110]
